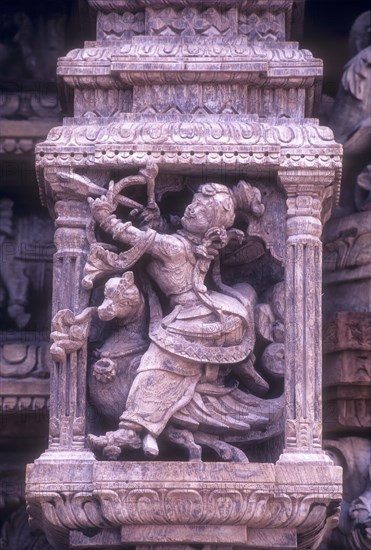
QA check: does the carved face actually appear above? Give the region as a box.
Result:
[98,276,141,322]
[181,184,235,236]
[181,193,214,236]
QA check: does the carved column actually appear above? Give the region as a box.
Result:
[26,2,344,548]
[48,198,92,452]
[278,169,335,463]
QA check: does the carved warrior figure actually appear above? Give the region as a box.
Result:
[52,161,283,461]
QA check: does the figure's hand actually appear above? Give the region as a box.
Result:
[88,181,116,222]
[194,228,228,260]
[205,227,228,251]
[139,159,159,186]
[226,228,245,245]
[88,195,114,222]
[130,203,161,229]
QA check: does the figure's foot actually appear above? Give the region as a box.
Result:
[87,433,108,450]
[87,428,142,460]
[142,433,159,457]
[108,428,142,449]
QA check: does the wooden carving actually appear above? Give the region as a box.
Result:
[50,161,283,461]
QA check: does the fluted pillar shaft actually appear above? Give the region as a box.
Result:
[278,170,334,463]
[48,199,91,451]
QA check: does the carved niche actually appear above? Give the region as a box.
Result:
[0,2,69,121]
[48,163,286,463]
[0,198,54,414]
[26,1,343,549]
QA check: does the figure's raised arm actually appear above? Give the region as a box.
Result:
[88,177,179,259]
[88,185,148,247]
[88,161,159,246]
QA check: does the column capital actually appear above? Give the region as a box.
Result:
[278,168,337,197]
[54,199,91,228]
[286,195,322,220]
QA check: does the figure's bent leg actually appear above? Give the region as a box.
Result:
[88,343,201,458]
[119,343,201,437]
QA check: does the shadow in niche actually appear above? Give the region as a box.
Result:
[222,248,284,297]
[302,0,371,97]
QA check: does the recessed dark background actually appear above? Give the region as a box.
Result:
[302,0,370,96]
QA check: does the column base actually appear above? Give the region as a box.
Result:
[26,461,342,550]
[34,448,96,463]
[277,449,333,464]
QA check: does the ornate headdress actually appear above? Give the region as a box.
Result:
[198,183,235,228]
[198,180,265,230]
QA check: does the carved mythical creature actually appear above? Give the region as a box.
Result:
[87,271,148,429]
